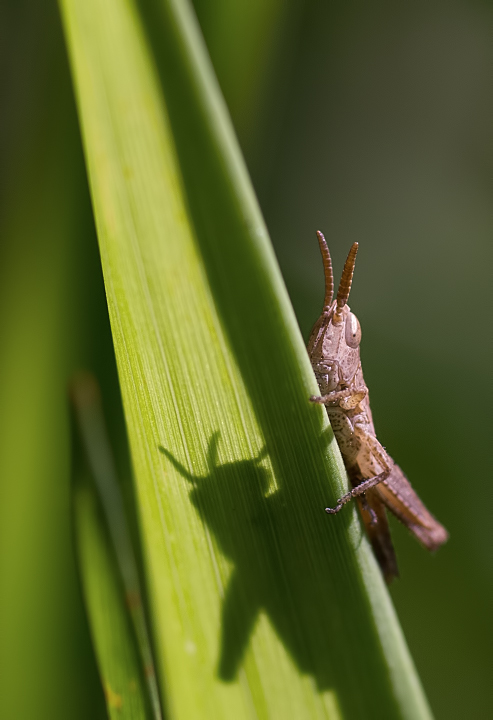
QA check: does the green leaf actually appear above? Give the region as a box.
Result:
[59,0,433,717]
[73,473,152,720]
[71,372,164,720]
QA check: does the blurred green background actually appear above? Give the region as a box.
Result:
[0,0,491,718]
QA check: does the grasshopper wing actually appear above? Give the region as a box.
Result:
[375,464,449,552]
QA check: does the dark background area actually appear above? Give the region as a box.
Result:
[0,0,491,718]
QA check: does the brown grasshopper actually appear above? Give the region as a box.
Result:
[308,231,448,581]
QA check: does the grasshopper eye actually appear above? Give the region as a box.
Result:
[345,312,361,348]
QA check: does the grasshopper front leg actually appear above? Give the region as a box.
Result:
[310,387,367,409]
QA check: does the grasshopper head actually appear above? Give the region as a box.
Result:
[307,234,362,392]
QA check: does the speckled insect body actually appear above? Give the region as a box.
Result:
[308,232,448,581]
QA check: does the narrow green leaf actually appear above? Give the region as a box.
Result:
[71,372,164,720]
[72,378,162,720]
[74,476,150,720]
[59,0,433,718]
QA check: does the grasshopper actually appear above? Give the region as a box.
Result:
[308,231,448,581]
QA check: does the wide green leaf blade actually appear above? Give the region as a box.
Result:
[59,0,433,717]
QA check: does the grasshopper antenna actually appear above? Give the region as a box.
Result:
[335,242,358,315]
[159,446,198,485]
[316,231,334,310]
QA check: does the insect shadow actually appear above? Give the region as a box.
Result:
[159,430,355,690]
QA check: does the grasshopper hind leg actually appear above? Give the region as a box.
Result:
[357,491,399,583]
[359,493,378,525]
